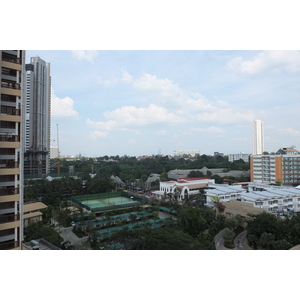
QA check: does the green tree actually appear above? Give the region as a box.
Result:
[260,232,275,250]
[247,212,278,240]
[222,228,235,244]
[133,227,203,250]
[177,207,208,237]
[160,172,168,182]
[224,217,239,231]
[272,239,293,250]
[24,222,63,247]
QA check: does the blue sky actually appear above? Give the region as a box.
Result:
[25,50,300,157]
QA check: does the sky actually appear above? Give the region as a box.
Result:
[25,50,300,157]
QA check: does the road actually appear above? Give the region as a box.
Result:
[214,229,251,250]
[59,226,89,246]
[52,220,89,246]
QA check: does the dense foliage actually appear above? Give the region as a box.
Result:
[24,221,63,247]
[246,212,300,250]
[50,154,249,184]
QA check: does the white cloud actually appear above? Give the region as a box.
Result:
[86,104,183,139]
[190,126,226,134]
[227,51,300,74]
[89,130,109,139]
[87,71,258,140]
[104,104,184,126]
[133,73,179,92]
[71,50,98,62]
[278,128,300,136]
[121,70,133,84]
[86,119,117,131]
[132,73,185,105]
[51,90,79,119]
[96,76,115,87]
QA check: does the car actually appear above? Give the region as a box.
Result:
[71,221,75,226]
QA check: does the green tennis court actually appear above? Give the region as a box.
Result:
[72,192,140,212]
[81,196,136,209]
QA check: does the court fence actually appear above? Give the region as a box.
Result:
[71,191,147,213]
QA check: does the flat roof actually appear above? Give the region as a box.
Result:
[223,200,264,217]
[23,211,42,219]
[241,193,265,200]
[23,202,47,213]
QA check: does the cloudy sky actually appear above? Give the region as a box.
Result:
[25,50,300,157]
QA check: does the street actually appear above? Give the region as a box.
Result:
[214,229,251,250]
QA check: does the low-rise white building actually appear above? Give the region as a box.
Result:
[206,182,300,215]
[152,177,214,200]
[240,186,300,214]
[205,184,246,208]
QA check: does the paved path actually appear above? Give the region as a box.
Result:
[52,220,89,246]
[60,226,89,245]
[215,229,252,250]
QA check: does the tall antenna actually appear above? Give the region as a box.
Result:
[57,124,60,175]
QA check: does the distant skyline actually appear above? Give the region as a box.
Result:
[26,50,300,157]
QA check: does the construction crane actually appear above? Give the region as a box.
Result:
[57,124,60,176]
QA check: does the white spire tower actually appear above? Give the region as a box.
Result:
[252,120,264,155]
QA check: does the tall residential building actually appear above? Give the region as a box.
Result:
[50,146,59,159]
[252,120,264,155]
[0,50,25,250]
[24,56,51,178]
[250,147,300,185]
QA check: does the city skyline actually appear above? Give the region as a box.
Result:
[25,50,300,157]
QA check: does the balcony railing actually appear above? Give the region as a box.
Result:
[0,240,19,250]
[0,202,15,210]
[0,160,19,168]
[0,187,19,196]
[0,213,20,224]
[0,135,20,142]
[0,106,20,116]
[1,55,21,64]
[1,81,21,90]
[0,228,14,237]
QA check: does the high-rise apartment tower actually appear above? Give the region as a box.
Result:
[252,120,264,155]
[24,56,51,178]
[0,50,25,250]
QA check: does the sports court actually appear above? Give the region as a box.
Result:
[72,192,140,212]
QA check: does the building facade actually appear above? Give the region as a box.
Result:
[241,183,300,215]
[0,50,25,250]
[205,183,246,208]
[173,150,200,157]
[252,120,264,155]
[24,56,51,178]
[50,146,59,159]
[228,153,250,163]
[205,182,300,216]
[250,148,300,185]
[153,177,215,200]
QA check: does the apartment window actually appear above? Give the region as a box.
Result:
[0,121,16,129]
[1,67,17,77]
